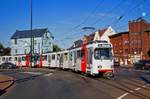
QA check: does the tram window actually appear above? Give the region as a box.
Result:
[64,53,68,61]
[77,50,80,58]
[69,52,72,61]
[48,55,51,63]
[9,57,12,61]
[81,50,84,59]
[74,51,77,63]
[42,55,47,61]
[57,54,60,60]
[94,48,112,60]
[2,57,5,61]
[22,57,26,61]
[52,55,55,60]
[87,49,92,64]
[15,57,18,61]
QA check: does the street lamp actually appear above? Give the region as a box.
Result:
[30,0,34,67]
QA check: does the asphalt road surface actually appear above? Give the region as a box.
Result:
[0,68,150,99]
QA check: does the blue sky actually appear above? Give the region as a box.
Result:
[0,0,150,48]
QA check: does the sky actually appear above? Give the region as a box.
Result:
[0,0,150,49]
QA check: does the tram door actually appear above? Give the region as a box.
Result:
[25,54,30,67]
[48,55,51,66]
[81,47,87,73]
[87,48,92,70]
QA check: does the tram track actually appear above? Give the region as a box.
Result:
[94,78,150,99]
[72,71,150,99]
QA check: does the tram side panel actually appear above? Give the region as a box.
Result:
[68,50,75,70]
[42,54,49,68]
[74,49,82,72]
[50,53,57,68]
[62,52,69,69]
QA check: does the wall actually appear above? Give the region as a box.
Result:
[11,37,42,55]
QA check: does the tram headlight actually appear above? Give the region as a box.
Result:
[98,65,102,68]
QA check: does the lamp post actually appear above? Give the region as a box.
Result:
[30,0,34,67]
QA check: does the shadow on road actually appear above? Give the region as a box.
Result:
[0,80,15,96]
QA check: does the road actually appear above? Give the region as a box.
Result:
[0,68,150,99]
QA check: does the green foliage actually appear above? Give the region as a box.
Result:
[53,44,61,52]
[0,43,11,56]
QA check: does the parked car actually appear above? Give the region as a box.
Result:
[0,62,18,69]
[134,60,150,70]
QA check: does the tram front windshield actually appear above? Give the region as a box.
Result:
[94,48,112,60]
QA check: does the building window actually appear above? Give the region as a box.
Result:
[14,38,17,45]
[34,40,37,45]
[15,49,17,54]
[125,49,128,54]
[124,40,129,45]
[139,48,142,52]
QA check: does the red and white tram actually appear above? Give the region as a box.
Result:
[0,40,114,78]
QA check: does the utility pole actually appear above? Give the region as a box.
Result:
[30,0,34,67]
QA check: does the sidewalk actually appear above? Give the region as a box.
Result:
[0,75,14,93]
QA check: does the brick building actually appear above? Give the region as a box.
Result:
[109,32,130,65]
[109,18,150,65]
[143,30,150,60]
[129,18,150,63]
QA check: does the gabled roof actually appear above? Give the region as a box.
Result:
[68,39,83,49]
[11,28,49,39]
[98,28,107,37]
[85,28,107,43]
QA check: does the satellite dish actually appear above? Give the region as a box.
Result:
[142,12,146,17]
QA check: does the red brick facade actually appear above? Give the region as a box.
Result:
[143,30,150,60]
[110,18,150,65]
[109,32,130,65]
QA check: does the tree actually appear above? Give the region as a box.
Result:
[3,47,11,56]
[0,43,11,56]
[53,44,61,52]
[0,43,4,56]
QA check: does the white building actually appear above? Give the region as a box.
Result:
[85,26,117,43]
[93,26,116,43]
[10,28,54,55]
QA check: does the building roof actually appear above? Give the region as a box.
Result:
[11,28,49,39]
[99,28,107,37]
[129,17,150,25]
[109,31,129,38]
[85,28,107,43]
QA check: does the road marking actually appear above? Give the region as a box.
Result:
[142,85,146,88]
[117,86,145,99]
[129,90,133,92]
[44,73,53,77]
[117,93,129,99]
[134,88,141,90]
[21,72,42,75]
